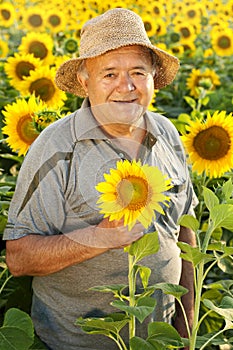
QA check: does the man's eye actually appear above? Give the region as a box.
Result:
[104,73,115,78]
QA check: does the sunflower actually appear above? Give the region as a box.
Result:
[0,2,16,28]
[181,111,233,178]
[96,159,172,230]
[174,21,196,41]
[19,66,67,108]
[2,96,45,156]
[146,2,166,18]
[0,39,9,58]
[45,9,66,33]
[22,6,46,31]
[4,53,42,90]
[18,32,54,66]
[211,28,233,57]
[141,15,158,37]
[63,37,79,54]
[186,68,221,98]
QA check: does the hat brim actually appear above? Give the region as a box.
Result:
[55,44,179,98]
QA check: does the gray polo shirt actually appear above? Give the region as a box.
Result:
[4,99,197,350]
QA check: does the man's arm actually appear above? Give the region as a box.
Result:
[6,219,144,277]
[174,225,196,342]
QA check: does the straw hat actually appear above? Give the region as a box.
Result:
[55,8,179,97]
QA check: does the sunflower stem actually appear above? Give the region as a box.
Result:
[128,253,136,347]
[189,222,215,350]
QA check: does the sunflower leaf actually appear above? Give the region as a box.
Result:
[127,231,159,263]
[178,214,200,232]
[76,313,129,335]
[111,297,156,323]
[203,187,219,211]
[203,297,233,321]
[148,282,188,300]
[177,242,214,266]
[210,204,233,230]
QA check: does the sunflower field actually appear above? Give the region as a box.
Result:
[0,0,233,349]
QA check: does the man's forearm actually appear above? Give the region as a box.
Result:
[6,233,107,277]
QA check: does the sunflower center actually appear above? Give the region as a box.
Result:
[28,14,43,28]
[1,9,10,20]
[29,78,55,102]
[187,10,196,18]
[64,38,79,53]
[144,21,152,32]
[117,176,148,210]
[181,27,191,38]
[29,41,48,60]
[16,61,35,80]
[48,14,61,27]
[17,114,38,144]
[198,77,213,89]
[152,6,160,14]
[193,125,230,160]
[217,35,231,49]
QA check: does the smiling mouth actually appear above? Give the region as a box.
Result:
[112,99,137,103]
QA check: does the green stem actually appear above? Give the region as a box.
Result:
[189,221,215,350]
[199,328,227,350]
[176,298,191,338]
[0,272,12,294]
[110,333,127,350]
[128,254,136,345]
[189,261,204,350]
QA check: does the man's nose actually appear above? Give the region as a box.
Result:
[116,73,136,92]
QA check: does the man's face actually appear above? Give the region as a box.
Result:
[78,45,155,127]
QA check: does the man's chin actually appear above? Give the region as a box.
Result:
[91,102,145,124]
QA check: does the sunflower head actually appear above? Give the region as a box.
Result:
[96,159,172,230]
[2,95,45,156]
[19,66,67,108]
[4,53,42,89]
[181,111,233,178]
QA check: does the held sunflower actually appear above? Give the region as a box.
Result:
[181,111,233,178]
[96,159,172,231]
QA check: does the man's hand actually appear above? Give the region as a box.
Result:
[94,217,144,248]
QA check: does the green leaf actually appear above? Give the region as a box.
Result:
[130,336,158,350]
[127,231,159,263]
[177,242,214,266]
[75,313,129,335]
[178,214,200,232]
[130,337,161,350]
[90,284,127,294]
[204,279,233,292]
[210,204,233,230]
[203,187,219,211]
[0,308,34,350]
[203,298,233,321]
[151,283,188,300]
[184,96,196,109]
[148,322,184,348]
[111,296,156,323]
[222,178,233,201]
[138,265,151,289]
[217,256,233,274]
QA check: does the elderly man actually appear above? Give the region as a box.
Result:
[4,8,196,350]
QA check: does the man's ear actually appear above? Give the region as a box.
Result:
[77,73,88,95]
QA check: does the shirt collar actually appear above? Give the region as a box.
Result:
[74,98,163,141]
